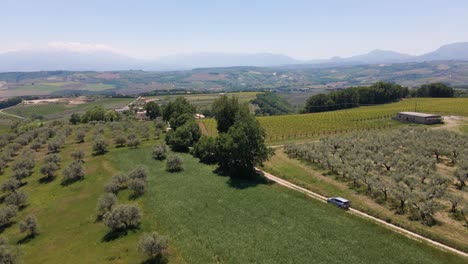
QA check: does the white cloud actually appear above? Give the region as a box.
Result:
[47,41,124,54]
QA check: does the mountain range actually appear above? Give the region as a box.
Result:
[1,42,468,72]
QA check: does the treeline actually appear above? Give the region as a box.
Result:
[0,97,22,109]
[252,92,293,116]
[414,83,454,97]
[303,82,408,113]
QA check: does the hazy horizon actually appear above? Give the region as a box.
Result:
[1,0,468,60]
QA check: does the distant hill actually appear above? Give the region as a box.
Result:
[158,52,300,68]
[416,42,468,61]
[1,42,468,71]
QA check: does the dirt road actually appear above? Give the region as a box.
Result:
[257,168,468,258]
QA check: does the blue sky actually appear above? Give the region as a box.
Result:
[1,0,467,59]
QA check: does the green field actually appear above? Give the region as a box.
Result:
[0,124,465,263]
[149,92,259,111]
[3,97,133,120]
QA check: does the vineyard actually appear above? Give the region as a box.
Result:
[257,98,468,142]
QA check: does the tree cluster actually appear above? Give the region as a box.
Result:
[303,82,409,113]
[252,92,293,116]
[416,83,454,98]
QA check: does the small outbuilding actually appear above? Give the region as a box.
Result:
[392,112,442,124]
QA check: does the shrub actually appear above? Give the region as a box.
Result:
[19,215,39,237]
[127,133,140,149]
[47,140,62,153]
[1,178,21,193]
[128,166,148,182]
[40,162,59,180]
[0,236,17,264]
[0,206,18,227]
[92,137,108,155]
[62,162,85,185]
[104,204,142,231]
[44,154,61,165]
[152,144,167,160]
[11,168,30,181]
[30,141,42,152]
[129,179,146,198]
[139,232,169,261]
[165,121,201,152]
[166,155,183,172]
[75,128,86,143]
[4,191,28,208]
[96,193,117,218]
[104,174,129,194]
[114,133,127,147]
[70,150,85,163]
[191,136,217,164]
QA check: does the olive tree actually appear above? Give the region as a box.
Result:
[0,206,18,227]
[104,204,142,232]
[166,155,183,172]
[62,162,85,185]
[92,137,108,155]
[40,162,59,180]
[1,178,21,193]
[75,128,86,143]
[129,179,146,198]
[96,193,117,219]
[19,215,39,237]
[70,150,85,163]
[152,144,167,160]
[4,191,28,208]
[139,232,168,261]
[0,236,17,264]
[127,133,140,149]
[104,174,129,194]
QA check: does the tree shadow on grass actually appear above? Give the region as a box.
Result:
[102,227,139,242]
[0,222,14,234]
[38,176,55,184]
[141,256,168,264]
[17,234,36,245]
[214,167,273,190]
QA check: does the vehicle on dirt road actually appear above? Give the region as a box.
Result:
[327,197,350,209]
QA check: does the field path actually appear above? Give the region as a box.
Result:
[0,109,24,119]
[256,168,468,258]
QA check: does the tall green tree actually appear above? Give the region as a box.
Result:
[212,95,242,133]
[144,101,161,120]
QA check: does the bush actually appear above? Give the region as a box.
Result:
[139,232,168,261]
[19,215,39,237]
[5,191,28,208]
[0,206,18,227]
[75,128,86,143]
[92,137,108,155]
[152,144,167,160]
[165,121,201,152]
[30,141,42,152]
[1,178,21,193]
[104,204,142,232]
[114,133,127,147]
[128,166,148,182]
[191,136,217,164]
[0,236,17,264]
[96,193,117,218]
[70,150,85,163]
[12,168,30,181]
[40,162,59,180]
[166,155,184,172]
[104,174,129,194]
[129,179,146,198]
[127,133,140,149]
[47,140,62,153]
[62,162,85,185]
[44,154,61,165]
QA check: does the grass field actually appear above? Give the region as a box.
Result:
[149,92,259,111]
[3,97,133,120]
[0,124,465,263]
